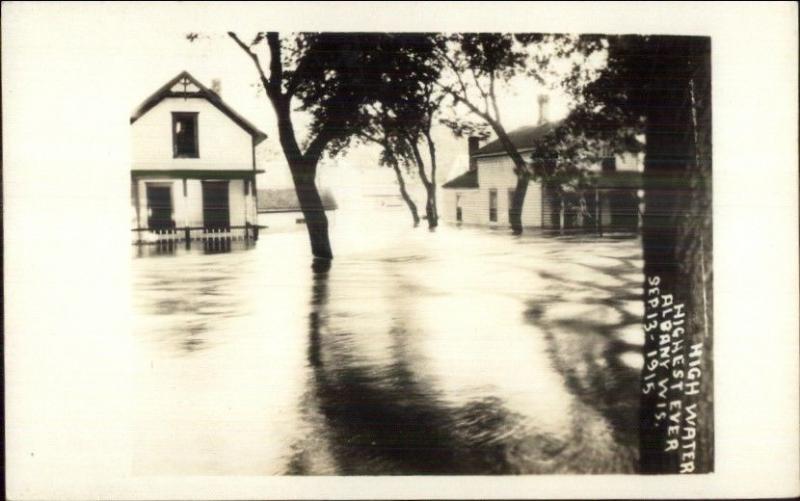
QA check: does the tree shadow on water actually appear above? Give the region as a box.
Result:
[292,258,538,475]
[525,257,643,463]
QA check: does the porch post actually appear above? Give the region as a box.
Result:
[595,186,603,237]
[133,177,142,244]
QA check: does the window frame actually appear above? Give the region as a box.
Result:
[489,188,498,223]
[172,112,199,159]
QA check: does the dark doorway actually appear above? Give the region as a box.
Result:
[202,181,230,230]
[607,190,639,231]
[146,184,174,230]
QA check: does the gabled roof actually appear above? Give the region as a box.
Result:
[130,71,267,145]
[473,121,561,158]
[442,169,479,189]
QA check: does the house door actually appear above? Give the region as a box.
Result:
[202,181,230,229]
[146,184,174,230]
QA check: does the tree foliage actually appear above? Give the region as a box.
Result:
[224,31,441,257]
[345,44,447,229]
[434,33,567,234]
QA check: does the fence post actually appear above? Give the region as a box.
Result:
[596,187,603,237]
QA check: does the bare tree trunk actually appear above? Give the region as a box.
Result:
[228,31,335,261]
[272,98,333,260]
[639,37,712,474]
[423,130,439,229]
[509,176,528,234]
[490,124,528,235]
[391,163,421,227]
[409,138,438,230]
[288,160,333,260]
[423,185,437,229]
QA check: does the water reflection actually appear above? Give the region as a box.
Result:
[133,238,256,259]
[135,240,179,258]
[131,223,643,475]
[291,239,640,474]
[300,260,493,474]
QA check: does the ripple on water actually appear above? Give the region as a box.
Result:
[614,323,645,347]
[544,303,624,326]
[619,351,644,370]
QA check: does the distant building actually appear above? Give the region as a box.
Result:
[441,96,642,233]
[130,71,267,244]
[256,188,338,213]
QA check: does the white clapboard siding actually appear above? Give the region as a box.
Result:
[460,155,545,228]
[131,97,253,171]
[441,189,482,225]
[228,179,247,227]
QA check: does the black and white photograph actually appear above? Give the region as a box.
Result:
[3,2,798,499]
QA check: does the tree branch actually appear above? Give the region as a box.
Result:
[285,47,310,98]
[405,134,431,189]
[357,130,382,145]
[423,127,437,186]
[437,47,471,101]
[228,32,272,97]
[489,72,502,124]
[469,66,491,115]
[303,124,337,165]
[265,32,284,95]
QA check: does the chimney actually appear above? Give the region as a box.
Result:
[468,136,480,171]
[211,78,222,96]
[537,94,549,125]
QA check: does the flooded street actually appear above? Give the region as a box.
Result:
[131,212,645,475]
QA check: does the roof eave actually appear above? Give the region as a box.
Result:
[471,147,535,159]
[130,70,268,143]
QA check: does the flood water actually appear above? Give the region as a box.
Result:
[131,211,645,475]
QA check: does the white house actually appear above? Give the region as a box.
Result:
[442,97,643,233]
[130,71,267,244]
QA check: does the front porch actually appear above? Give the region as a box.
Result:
[131,169,262,245]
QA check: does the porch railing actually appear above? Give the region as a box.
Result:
[131,225,260,245]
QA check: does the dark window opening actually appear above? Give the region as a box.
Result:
[489,189,498,222]
[202,181,230,230]
[456,195,463,222]
[146,183,175,230]
[601,156,617,172]
[172,112,198,158]
[507,188,515,222]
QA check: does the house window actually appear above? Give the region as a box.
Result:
[489,189,498,222]
[172,112,198,158]
[456,194,463,222]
